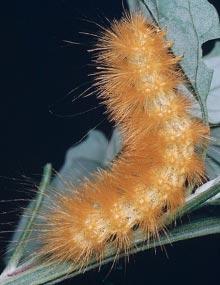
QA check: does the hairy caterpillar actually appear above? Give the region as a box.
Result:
[35,12,209,267]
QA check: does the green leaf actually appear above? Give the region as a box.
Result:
[203,54,220,125]
[206,126,220,179]
[52,130,109,189]
[128,0,220,122]
[0,164,52,279]
[52,129,122,189]
[193,54,220,125]
[176,176,220,216]
[191,50,220,178]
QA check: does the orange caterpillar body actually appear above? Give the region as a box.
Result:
[39,13,209,266]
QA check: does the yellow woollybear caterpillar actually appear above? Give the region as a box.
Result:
[36,13,209,267]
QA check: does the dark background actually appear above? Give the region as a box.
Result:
[0,1,220,284]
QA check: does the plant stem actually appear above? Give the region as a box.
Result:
[3,163,52,272]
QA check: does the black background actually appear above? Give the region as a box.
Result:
[0,1,220,284]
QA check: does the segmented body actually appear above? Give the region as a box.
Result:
[39,13,209,266]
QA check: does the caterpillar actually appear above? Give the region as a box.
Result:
[36,12,209,267]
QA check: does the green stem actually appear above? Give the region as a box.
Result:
[175,182,220,219]
[5,163,52,271]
